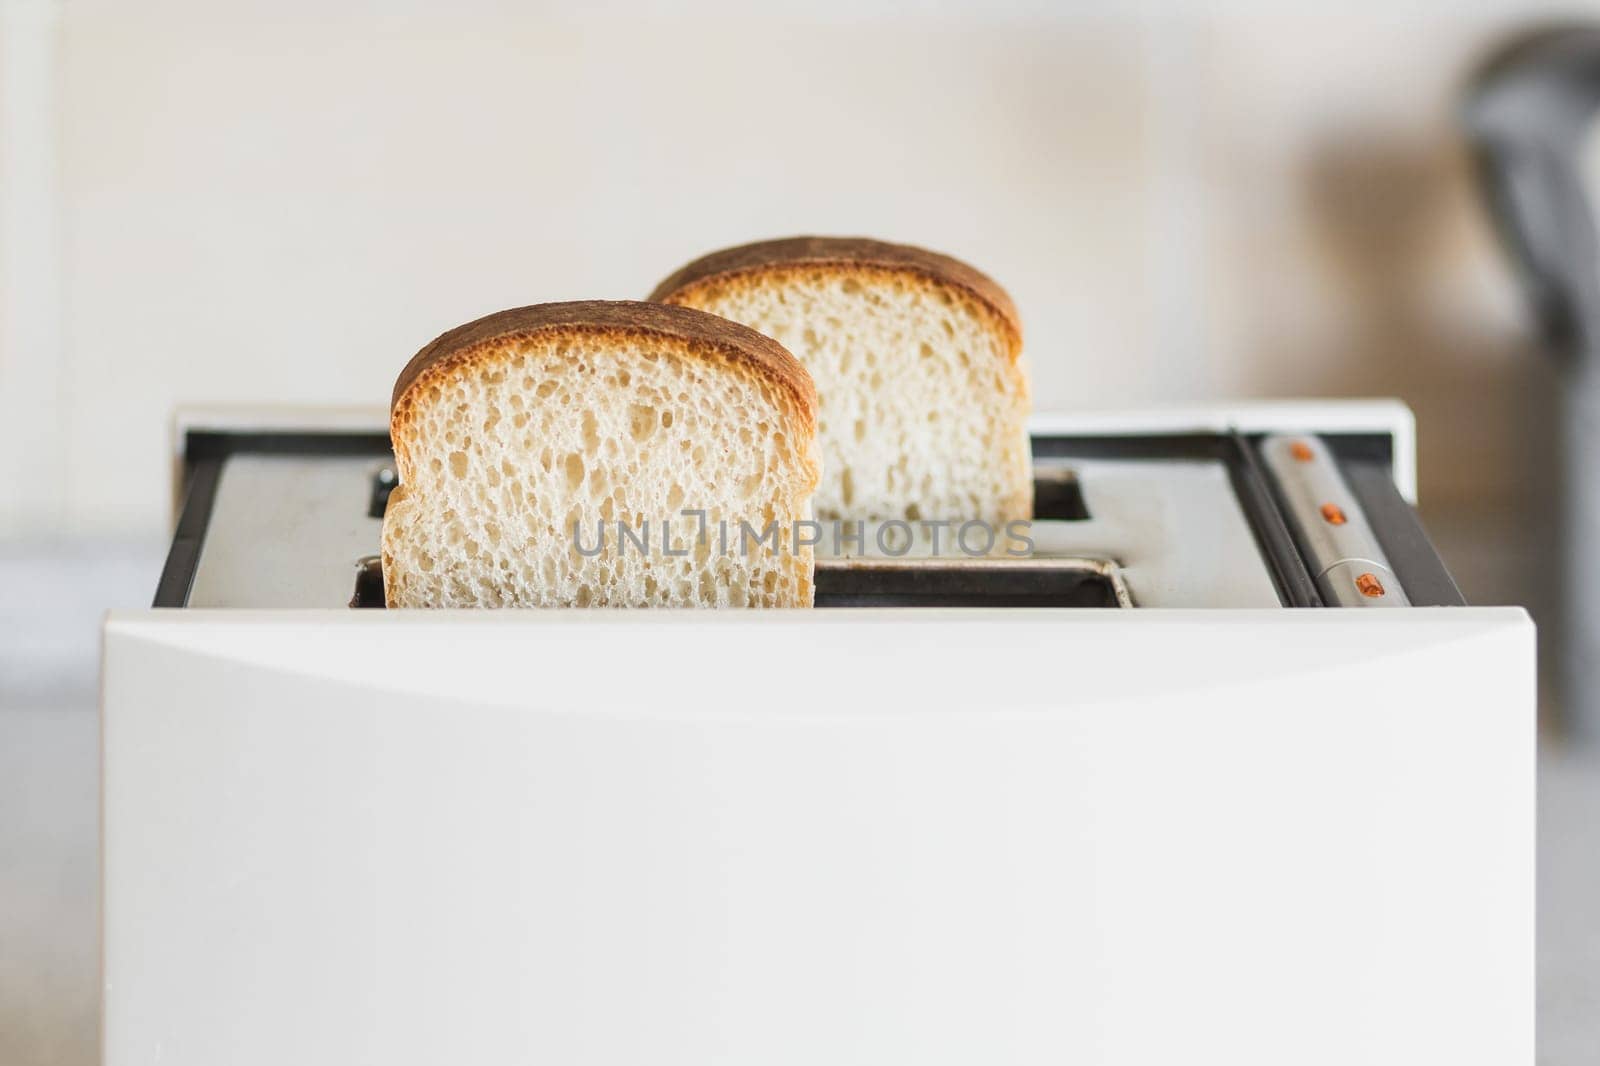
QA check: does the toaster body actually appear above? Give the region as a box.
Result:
[101,402,1534,1065]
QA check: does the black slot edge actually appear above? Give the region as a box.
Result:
[1224,431,1324,607]
[184,430,393,461]
[1030,432,1323,607]
[1033,468,1091,521]
[352,555,1121,608]
[352,556,385,608]
[1314,432,1394,466]
[368,467,398,519]
[152,455,224,607]
[1337,459,1468,606]
[814,564,1119,608]
[814,590,1118,609]
[1030,432,1232,463]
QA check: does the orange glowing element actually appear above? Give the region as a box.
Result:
[1290,441,1314,462]
[1356,572,1385,598]
[1320,503,1347,525]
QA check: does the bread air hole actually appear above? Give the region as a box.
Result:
[564,453,584,491]
[628,403,657,442]
[448,450,469,477]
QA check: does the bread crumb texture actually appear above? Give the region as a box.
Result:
[383,326,818,608]
[664,265,1031,529]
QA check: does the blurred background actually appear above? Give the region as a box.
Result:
[1,0,1596,1062]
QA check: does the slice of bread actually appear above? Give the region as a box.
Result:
[382,301,820,608]
[650,237,1032,537]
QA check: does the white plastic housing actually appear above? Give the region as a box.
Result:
[102,608,1533,1066]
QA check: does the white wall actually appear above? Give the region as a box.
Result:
[0,1,1563,601]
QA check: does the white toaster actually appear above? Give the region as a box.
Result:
[101,400,1533,1065]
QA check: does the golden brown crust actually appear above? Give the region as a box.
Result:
[391,300,817,425]
[648,236,1022,356]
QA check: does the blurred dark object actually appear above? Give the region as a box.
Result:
[1468,26,1600,739]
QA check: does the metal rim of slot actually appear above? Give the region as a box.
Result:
[816,556,1134,609]
[353,553,1135,609]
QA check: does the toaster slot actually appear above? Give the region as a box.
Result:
[352,555,1131,609]
[814,557,1130,608]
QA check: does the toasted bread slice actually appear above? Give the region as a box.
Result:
[651,237,1031,536]
[383,300,819,607]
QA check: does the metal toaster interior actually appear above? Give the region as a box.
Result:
[155,425,1463,610]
